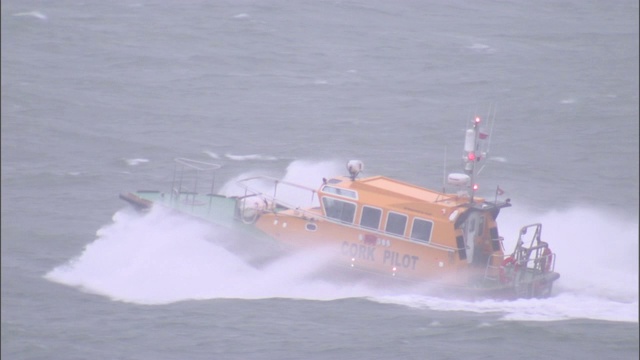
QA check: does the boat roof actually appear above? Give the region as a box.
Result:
[326,175,474,210]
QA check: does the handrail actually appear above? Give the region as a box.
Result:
[483,229,556,285]
[237,175,317,194]
[171,158,222,208]
[236,175,319,209]
[235,175,457,252]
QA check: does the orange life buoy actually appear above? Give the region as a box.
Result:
[499,256,517,284]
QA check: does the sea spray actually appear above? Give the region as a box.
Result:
[45,206,380,304]
[46,160,638,322]
[375,206,638,322]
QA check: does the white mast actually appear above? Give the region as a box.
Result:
[463,116,482,202]
[446,115,490,201]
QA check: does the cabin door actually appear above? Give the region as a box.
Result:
[462,212,483,264]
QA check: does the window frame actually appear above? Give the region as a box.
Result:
[410,217,434,243]
[385,211,408,237]
[359,205,383,230]
[321,185,358,200]
[321,196,357,224]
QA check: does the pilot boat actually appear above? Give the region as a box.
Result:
[120,116,559,299]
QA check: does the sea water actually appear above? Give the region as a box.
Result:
[2,0,638,359]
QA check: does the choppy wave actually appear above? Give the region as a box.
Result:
[124,158,149,166]
[12,11,48,20]
[372,292,637,322]
[466,43,496,54]
[224,153,278,161]
[46,161,638,322]
[202,150,220,159]
[218,159,341,202]
[203,151,282,162]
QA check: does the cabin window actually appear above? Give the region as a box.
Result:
[411,218,433,243]
[385,212,407,236]
[477,216,485,236]
[360,206,382,230]
[321,186,358,199]
[322,197,356,223]
[489,227,499,240]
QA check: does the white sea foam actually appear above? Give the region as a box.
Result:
[373,206,639,323]
[224,153,278,161]
[13,11,47,20]
[488,156,507,163]
[45,206,379,304]
[218,159,342,207]
[466,43,495,54]
[203,150,220,159]
[372,292,637,323]
[46,161,638,322]
[124,158,149,166]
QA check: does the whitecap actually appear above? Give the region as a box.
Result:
[203,150,220,159]
[124,158,149,166]
[224,153,278,161]
[12,11,47,20]
[467,43,495,54]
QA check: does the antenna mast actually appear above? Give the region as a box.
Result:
[463,116,482,203]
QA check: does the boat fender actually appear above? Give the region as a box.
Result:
[499,256,518,284]
[241,207,259,224]
[240,198,268,224]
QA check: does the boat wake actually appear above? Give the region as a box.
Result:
[45,203,638,322]
[374,207,639,323]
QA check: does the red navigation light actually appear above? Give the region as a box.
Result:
[467,152,476,161]
[474,116,481,124]
[473,184,479,191]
